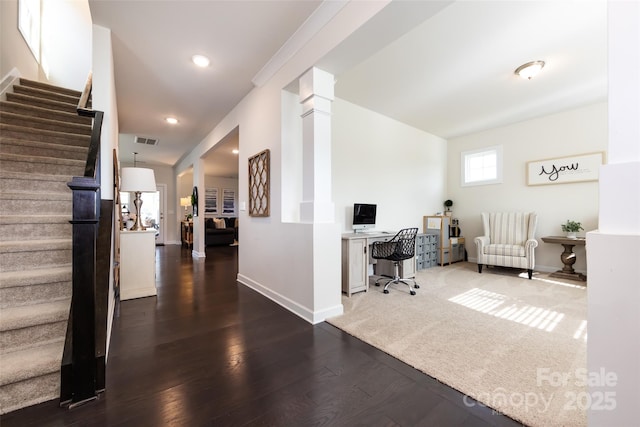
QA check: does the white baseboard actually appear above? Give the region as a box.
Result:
[164,240,182,245]
[237,274,343,324]
[1,68,20,100]
[192,250,205,258]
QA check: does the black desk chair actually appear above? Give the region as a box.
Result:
[371,228,420,295]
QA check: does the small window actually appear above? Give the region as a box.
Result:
[461,146,503,186]
[18,0,41,61]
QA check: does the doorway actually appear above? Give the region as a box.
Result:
[121,184,166,245]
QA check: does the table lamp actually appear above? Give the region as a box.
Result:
[120,167,157,231]
[180,197,191,220]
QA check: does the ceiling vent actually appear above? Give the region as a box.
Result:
[135,136,158,146]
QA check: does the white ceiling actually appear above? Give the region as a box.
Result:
[89,0,608,178]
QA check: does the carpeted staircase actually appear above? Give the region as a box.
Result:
[0,78,92,414]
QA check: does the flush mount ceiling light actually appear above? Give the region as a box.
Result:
[165,117,178,125]
[191,54,210,68]
[232,149,239,155]
[515,60,545,80]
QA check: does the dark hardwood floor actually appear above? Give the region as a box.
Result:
[1,244,523,426]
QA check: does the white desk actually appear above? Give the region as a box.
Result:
[120,229,157,300]
[341,232,415,297]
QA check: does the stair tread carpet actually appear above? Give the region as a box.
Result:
[5,92,77,114]
[0,123,90,146]
[0,148,87,166]
[0,266,71,289]
[0,341,65,386]
[0,112,90,136]
[13,85,79,106]
[0,191,71,201]
[0,300,70,332]
[19,78,82,98]
[0,136,89,153]
[0,101,91,125]
[0,215,70,225]
[0,239,72,253]
[0,170,73,183]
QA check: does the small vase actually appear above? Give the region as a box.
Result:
[566,232,577,239]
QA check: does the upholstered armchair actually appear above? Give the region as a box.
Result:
[474,212,538,279]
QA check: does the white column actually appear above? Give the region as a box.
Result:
[192,157,206,258]
[297,67,343,323]
[587,2,640,425]
[299,67,335,223]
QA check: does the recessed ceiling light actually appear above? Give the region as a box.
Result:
[232,149,239,155]
[165,117,178,125]
[515,60,545,80]
[192,54,210,68]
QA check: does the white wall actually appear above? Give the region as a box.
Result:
[0,0,42,82]
[92,24,118,354]
[174,1,390,323]
[447,102,607,273]
[41,0,91,91]
[588,2,640,425]
[332,98,447,232]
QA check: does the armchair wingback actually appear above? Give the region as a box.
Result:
[474,212,538,279]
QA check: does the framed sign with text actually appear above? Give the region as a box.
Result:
[527,152,605,186]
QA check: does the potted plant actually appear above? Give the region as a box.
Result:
[561,220,584,239]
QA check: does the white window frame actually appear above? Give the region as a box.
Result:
[18,0,41,62]
[461,145,503,187]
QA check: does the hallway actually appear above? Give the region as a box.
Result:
[1,245,521,426]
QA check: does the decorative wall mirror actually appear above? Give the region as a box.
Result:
[191,186,199,217]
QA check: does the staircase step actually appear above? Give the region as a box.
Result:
[5,92,77,115]
[0,111,91,136]
[0,371,60,415]
[19,78,82,99]
[0,152,85,176]
[0,215,71,241]
[0,239,72,272]
[0,346,62,415]
[0,101,92,125]
[0,123,90,148]
[13,84,79,106]
[0,136,89,161]
[0,341,64,386]
[0,170,73,193]
[0,191,72,216]
[0,266,71,308]
[0,300,69,353]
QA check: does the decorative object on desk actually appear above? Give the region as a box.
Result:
[191,186,198,217]
[561,219,583,239]
[248,149,270,217]
[180,197,191,220]
[120,167,157,231]
[527,152,605,186]
[443,199,453,216]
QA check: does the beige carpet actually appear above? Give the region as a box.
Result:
[327,262,587,427]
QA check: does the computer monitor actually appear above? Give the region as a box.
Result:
[352,203,377,232]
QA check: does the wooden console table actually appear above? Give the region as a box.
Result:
[541,236,587,282]
[181,221,193,248]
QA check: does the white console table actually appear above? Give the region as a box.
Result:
[120,229,157,300]
[341,232,415,297]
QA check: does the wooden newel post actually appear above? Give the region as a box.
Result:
[67,176,100,407]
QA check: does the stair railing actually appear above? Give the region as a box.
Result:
[60,72,112,408]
